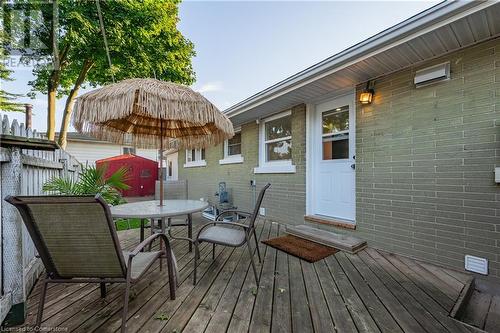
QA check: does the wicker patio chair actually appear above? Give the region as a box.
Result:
[193,183,271,285]
[4,195,177,333]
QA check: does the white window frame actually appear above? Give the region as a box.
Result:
[123,146,136,155]
[184,148,207,168]
[254,110,296,174]
[219,128,244,165]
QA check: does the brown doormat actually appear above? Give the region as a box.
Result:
[261,234,338,263]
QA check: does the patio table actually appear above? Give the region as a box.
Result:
[111,199,209,252]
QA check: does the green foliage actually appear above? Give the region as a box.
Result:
[43,164,130,205]
[114,218,142,231]
[154,313,169,321]
[0,30,25,112]
[28,0,196,98]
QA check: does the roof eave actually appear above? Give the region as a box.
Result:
[224,0,492,118]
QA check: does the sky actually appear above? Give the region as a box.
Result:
[1,0,439,132]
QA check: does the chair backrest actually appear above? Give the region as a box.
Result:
[4,195,127,280]
[248,183,271,228]
[155,179,188,200]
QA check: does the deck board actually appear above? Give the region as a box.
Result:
[301,258,335,332]
[366,248,470,333]
[16,217,482,333]
[336,252,403,333]
[484,295,500,333]
[225,219,272,333]
[314,259,357,333]
[289,255,314,333]
[356,251,450,333]
[204,223,268,333]
[461,291,492,329]
[326,255,381,333]
[345,252,425,333]
[270,233,292,333]
[248,222,277,333]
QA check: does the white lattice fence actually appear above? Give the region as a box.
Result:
[0,115,81,324]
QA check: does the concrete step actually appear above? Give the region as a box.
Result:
[285,224,367,254]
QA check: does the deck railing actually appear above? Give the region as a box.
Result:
[0,115,81,324]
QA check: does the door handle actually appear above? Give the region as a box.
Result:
[350,164,356,170]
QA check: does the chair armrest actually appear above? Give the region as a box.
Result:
[212,221,249,229]
[167,228,196,244]
[129,233,170,258]
[215,210,251,221]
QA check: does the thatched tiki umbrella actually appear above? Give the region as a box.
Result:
[72,78,234,205]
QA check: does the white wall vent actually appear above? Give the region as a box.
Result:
[465,255,488,275]
[414,62,450,87]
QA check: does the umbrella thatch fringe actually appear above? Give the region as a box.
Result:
[77,122,228,149]
[71,78,233,149]
[72,79,234,143]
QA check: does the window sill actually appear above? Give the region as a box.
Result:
[183,160,207,168]
[254,164,296,174]
[219,155,244,165]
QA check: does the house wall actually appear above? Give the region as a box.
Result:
[64,141,158,166]
[178,104,307,224]
[354,37,500,280]
[179,37,500,281]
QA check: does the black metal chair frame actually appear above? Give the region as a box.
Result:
[192,183,271,285]
[5,195,176,333]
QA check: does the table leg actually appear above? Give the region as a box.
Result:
[140,218,145,241]
[188,213,193,252]
[159,218,165,270]
[148,218,154,251]
[161,217,166,234]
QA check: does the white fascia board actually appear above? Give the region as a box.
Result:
[224,1,493,119]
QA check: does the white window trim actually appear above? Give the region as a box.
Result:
[123,146,136,155]
[184,160,207,168]
[254,110,296,174]
[184,148,206,168]
[219,155,244,165]
[220,128,244,165]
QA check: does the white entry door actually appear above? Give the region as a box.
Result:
[165,152,178,181]
[312,93,355,222]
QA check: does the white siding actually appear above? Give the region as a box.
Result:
[64,141,159,166]
[136,148,159,163]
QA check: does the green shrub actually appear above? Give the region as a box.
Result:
[43,164,130,205]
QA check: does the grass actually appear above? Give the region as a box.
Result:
[115,218,143,231]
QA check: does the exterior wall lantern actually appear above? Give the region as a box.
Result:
[359,81,374,104]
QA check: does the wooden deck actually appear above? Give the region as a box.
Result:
[20,216,483,333]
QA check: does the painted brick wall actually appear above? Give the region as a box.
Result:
[355,37,500,280]
[179,37,500,281]
[178,104,307,225]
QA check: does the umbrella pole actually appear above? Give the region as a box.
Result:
[159,120,164,206]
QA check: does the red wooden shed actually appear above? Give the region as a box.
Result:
[96,154,158,197]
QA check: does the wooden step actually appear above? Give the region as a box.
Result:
[285,224,367,254]
[454,278,500,332]
[304,215,356,230]
[450,276,475,318]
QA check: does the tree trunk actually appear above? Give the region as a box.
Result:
[46,75,58,140]
[46,44,70,141]
[58,59,94,149]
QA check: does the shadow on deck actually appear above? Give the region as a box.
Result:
[17,215,483,333]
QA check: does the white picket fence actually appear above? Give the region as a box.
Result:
[0,115,81,324]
